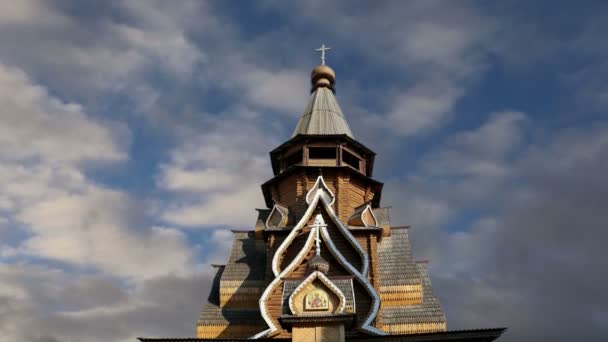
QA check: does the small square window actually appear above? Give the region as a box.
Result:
[309,147,336,159]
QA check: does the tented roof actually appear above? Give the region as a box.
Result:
[292,87,354,138]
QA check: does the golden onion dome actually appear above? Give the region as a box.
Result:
[310,64,336,93]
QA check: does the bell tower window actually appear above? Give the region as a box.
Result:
[308,147,337,159]
[308,146,338,167]
[284,149,303,170]
[342,149,361,171]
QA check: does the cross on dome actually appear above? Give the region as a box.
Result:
[315,44,332,65]
[312,214,325,255]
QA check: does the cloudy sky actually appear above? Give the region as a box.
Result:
[0,1,606,341]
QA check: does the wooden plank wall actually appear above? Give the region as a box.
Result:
[266,279,285,321]
[270,169,379,225]
[197,324,266,339]
[279,232,309,271]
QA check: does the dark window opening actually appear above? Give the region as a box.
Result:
[309,147,336,159]
[284,149,303,169]
[342,150,361,170]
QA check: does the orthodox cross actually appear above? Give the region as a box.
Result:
[312,214,325,255]
[315,44,332,65]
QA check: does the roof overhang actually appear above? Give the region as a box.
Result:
[138,327,507,342]
[261,165,384,208]
[270,134,377,176]
[271,134,376,156]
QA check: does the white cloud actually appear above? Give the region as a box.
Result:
[207,229,235,264]
[382,111,527,261]
[0,0,205,106]
[157,118,275,228]
[109,20,203,80]
[385,78,465,136]
[0,263,215,342]
[271,1,498,137]
[420,111,527,178]
[0,63,127,163]
[162,184,263,228]
[562,60,608,110]
[384,115,608,341]
[0,2,604,341]
[160,168,239,193]
[240,68,309,115]
[17,188,193,279]
[387,111,526,204]
[0,63,193,280]
[0,0,68,27]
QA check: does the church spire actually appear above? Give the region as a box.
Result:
[292,48,355,138]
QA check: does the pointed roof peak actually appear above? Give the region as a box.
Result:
[292,64,355,138]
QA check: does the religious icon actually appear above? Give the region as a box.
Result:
[305,289,329,311]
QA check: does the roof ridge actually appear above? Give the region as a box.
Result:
[291,87,355,138]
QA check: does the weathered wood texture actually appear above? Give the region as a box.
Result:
[197,325,265,339]
[219,281,264,309]
[383,322,447,335]
[308,159,338,167]
[379,284,424,306]
[266,279,285,328]
[370,235,383,329]
[268,169,378,225]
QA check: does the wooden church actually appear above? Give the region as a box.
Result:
[140,50,505,342]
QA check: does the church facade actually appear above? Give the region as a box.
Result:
[139,56,505,342]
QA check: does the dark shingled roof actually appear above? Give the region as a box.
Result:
[203,265,223,307]
[372,207,391,227]
[197,232,267,328]
[255,209,271,231]
[198,305,265,326]
[282,278,355,314]
[377,228,421,286]
[197,266,264,326]
[381,263,446,325]
[220,231,266,282]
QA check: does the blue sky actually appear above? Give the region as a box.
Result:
[0,1,607,341]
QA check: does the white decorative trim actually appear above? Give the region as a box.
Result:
[347,203,378,228]
[319,198,370,277]
[288,270,346,315]
[271,194,324,277]
[273,177,368,277]
[251,328,273,339]
[255,211,320,338]
[362,204,378,227]
[320,226,384,335]
[265,203,288,229]
[254,175,386,338]
[359,325,388,335]
[306,175,335,206]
